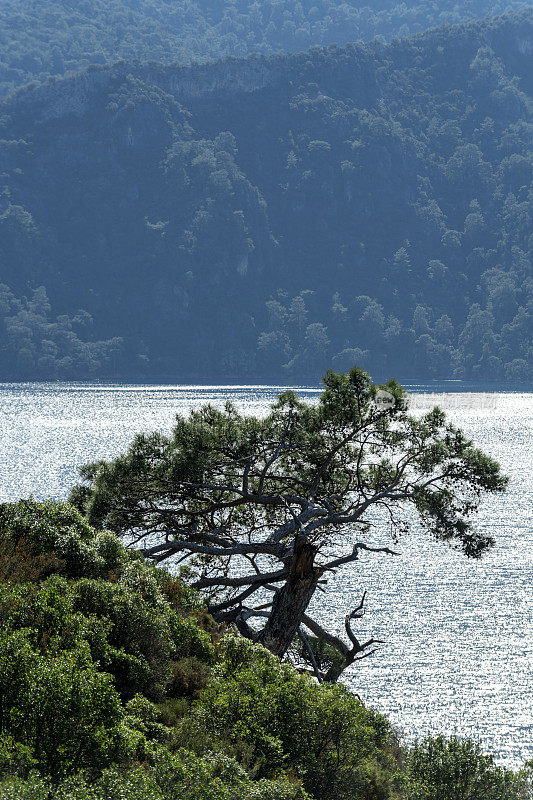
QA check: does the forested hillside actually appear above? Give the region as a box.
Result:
[0,0,531,96]
[0,11,531,381]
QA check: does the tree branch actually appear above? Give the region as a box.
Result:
[297,628,324,683]
[208,584,262,615]
[321,543,399,572]
[141,539,281,559]
[193,568,287,590]
[300,613,350,658]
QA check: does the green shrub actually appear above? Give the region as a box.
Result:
[0,500,215,702]
[0,574,214,704]
[0,770,161,800]
[0,578,87,654]
[193,634,396,799]
[0,772,52,800]
[71,577,213,699]
[125,695,171,747]
[0,500,131,581]
[166,657,212,699]
[0,753,309,800]
[402,735,524,800]
[0,630,133,782]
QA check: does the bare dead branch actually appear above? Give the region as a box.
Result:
[193,568,287,590]
[301,613,350,658]
[321,542,399,572]
[297,628,324,683]
[141,539,281,560]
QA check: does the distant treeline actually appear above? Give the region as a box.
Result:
[0,0,531,96]
[0,285,122,380]
[0,12,531,381]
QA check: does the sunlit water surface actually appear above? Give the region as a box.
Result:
[0,382,531,767]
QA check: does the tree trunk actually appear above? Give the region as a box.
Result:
[258,536,321,657]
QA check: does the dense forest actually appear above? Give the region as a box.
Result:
[0,0,531,96]
[0,285,123,379]
[0,11,531,381]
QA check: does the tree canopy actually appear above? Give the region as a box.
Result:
[0,0,530,96]
[71,368,508,681]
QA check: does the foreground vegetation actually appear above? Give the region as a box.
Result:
[0,499,530,799]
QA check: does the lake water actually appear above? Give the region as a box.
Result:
[0,382,531,767]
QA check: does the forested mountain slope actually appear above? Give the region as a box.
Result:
[0,12,531,381]
[0,0,531,96]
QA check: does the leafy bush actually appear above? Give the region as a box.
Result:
[193,634,396,799]
[0,499,528,800]
[0,500,131,581]
[70,576,213,700]
[0,574,213,702]
[0,752,309,800]
[402,735,526,800]
[0,630,132,782]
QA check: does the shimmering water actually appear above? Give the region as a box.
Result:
[0,382,531,767]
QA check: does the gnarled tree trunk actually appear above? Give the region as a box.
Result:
[258,536,321,657]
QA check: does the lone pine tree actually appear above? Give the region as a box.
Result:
[71,368,507,681]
